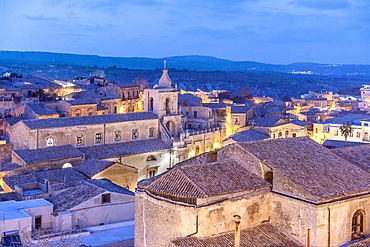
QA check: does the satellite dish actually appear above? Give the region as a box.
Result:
[62,163,73,168]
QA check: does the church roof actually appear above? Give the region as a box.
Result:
[172,223,302,247]
[332,144,370,172]
[137,160,269,206]
[78,139,171,160]
[232,137,370,203]
[19,112,158,129]
[155,60,172,88]
[13,145,84,165]
[156,69,172,88]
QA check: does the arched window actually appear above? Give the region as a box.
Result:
[114,130,121,142]
[195,145,200,155]
[149,127,155,138]
[147,155,157,161]
[165,98,170,114]
[352,210,366,239]
[149,97,154,111]
[264,171,273,184]
[87,108,93,116]
[75,109,81,117]
[46,136,55,147]
[76,133,84,146]
[132,128,139,140]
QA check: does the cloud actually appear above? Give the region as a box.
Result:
[290,0,351,10]
[23,14,59,21]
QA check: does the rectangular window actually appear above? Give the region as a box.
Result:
[292,133,297,138]
[95,133,102,144]
[76,134,84,146]
[315,128,318,133]
[148,168,157,178]
[114,130,121,142]
[132,128,139,140]
[88,111,93,116]
[35,216,42,229]
[356,132,361,138]
[149,127,155,138]
[193,111,197,118]
[334,130,339,136]
[102,193,111,204]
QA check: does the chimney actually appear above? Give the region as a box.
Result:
[234,215,241,247]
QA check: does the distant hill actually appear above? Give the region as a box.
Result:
[1,51,370,76]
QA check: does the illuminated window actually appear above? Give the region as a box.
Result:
[114,130,121,142]
[95,132,102,144]
[76,134,84,146]
[132,128,139,140]
[285,130,289,137]
[149,127,155,138]
[46,136,55,147]
[195,145,200,155]
[278,132,282,138]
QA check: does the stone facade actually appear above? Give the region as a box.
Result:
[11,116,160,150]
[135,188,270,247]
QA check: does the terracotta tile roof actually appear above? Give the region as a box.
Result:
[47,181,104,212]
[332,145,370,172]
[3,168,88,190]
[172,223,303,247]
[346,236,370,246]
[0,162,23,172]
[13,145,83,165]
[20,112,158,129]
[227,129,269,142]
[137,160,269,206]
[233,137,370,203]
[76,159,115,178]
[78,139,171,160]
[26,102,58,115]
[323,140,367,149]
[47,180,134,212]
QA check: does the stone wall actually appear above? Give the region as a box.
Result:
[0,143,13,165]
[135,189,271,247]
[217,143,266,177]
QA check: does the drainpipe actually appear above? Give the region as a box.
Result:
[234,215,241,247]
[307,229,311,247]
[327,206,331,247]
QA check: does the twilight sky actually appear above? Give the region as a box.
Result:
[0,0,369,64]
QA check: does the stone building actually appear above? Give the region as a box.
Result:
[10,112,160,150]
[135,137,370,246]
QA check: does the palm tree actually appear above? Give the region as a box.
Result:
[339,122,353,147]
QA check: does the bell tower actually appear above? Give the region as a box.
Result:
[144,60,182,138]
